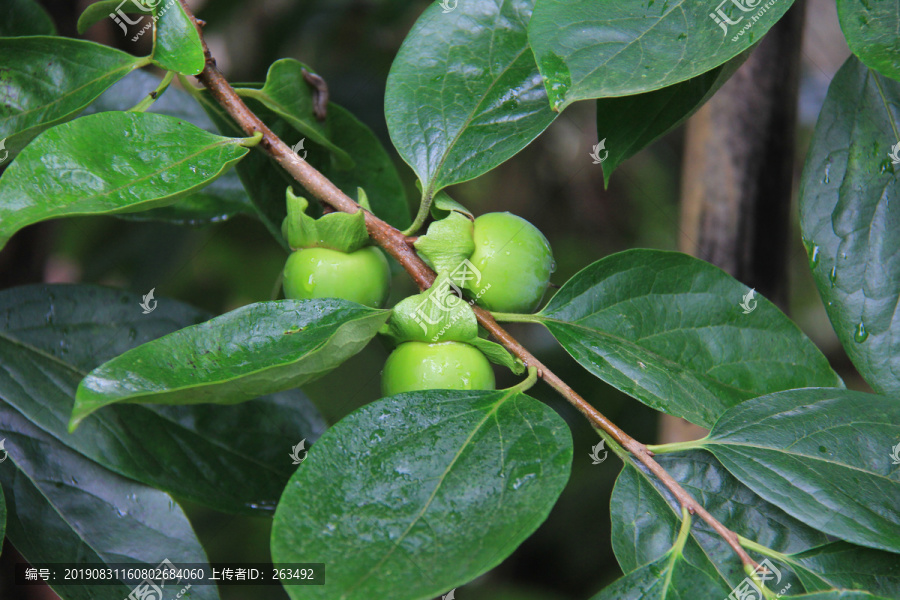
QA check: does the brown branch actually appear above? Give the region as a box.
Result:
[176,0,755,570]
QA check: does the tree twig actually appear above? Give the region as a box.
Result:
[176,0,756,571]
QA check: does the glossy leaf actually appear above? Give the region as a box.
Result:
[612,451,827,591]
[536,250,842,427]
[528,0,795,110]
[837,0,900,81]
[71,298,390,428]
[0,36,145,160]
[597,53,747,186]
[0,0,56,36]
[0,400,219,600]
[201,90,410,234]
[792,542,900,596]
[798,56,900,394]
[77,0,149,35]
[791,594,892,600]
[235,59,354,167]
[385,0,557,198]
[0,284,326,514]
[271,389,572,600]
[588,548,732,600]
[703,388,900,553]
[151,0,204,75]
[319,103,411,229]
[85,69,256,225]
[0,111,250,249]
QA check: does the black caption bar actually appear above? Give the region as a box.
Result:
[16,563,325,586]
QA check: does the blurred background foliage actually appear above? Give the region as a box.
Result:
[0,1,864,599]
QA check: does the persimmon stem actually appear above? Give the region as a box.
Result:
[175,0,757,572]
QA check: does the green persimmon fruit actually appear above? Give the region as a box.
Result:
[282,246,390,308]
[465,212,553,313]
[381,341,496,396]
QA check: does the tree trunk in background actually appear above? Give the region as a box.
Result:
[661,1,807,444]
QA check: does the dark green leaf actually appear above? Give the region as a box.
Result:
[0,400,219,600]
[597,53,747,186]
[196,90,296,242]
[71,298,390,428]
[837,0,900,81]
[0,0,56,36]
[271,389,572,600]
[0,36,145,160]
[319,103,410,229]
[235,59,354,167]
[85,69,256,225]
[612,451,828,591]
[789,594,892,600]
[0,111,250,249]
[529,0,795,109]
[77,0,146,35]
[798,56,900,394]
[536,250,842,427]
[703,388,900,553]
[385,0,557,198]
[588,548,732,600]
[0,283,326,514]
[792,542,900,596]
[151,0,204,75]
[200,91,410,235]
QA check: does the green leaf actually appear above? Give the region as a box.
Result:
[792,542,900,597]
[85,68,257,225]
[597,52,747,186]
[0,400,219,600]
[151,0,204,75]
[702,388,900,553]
[319,102,411,229]
[0,283,326,514]
[271,389,572,600]
[528,0,795,110]
[77,0,147,35]
[837,0,900,81]
[798,56,900,394]
[0,0,56,36]
[588,548,732,600]
[793,594,893,600]
[71,298,390,429]
[0,111,250,249]
[385,0,557,198]
[235,59,354,167]
[612,451,828,591]
[0,36,145,160]
[536,250,843,427]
